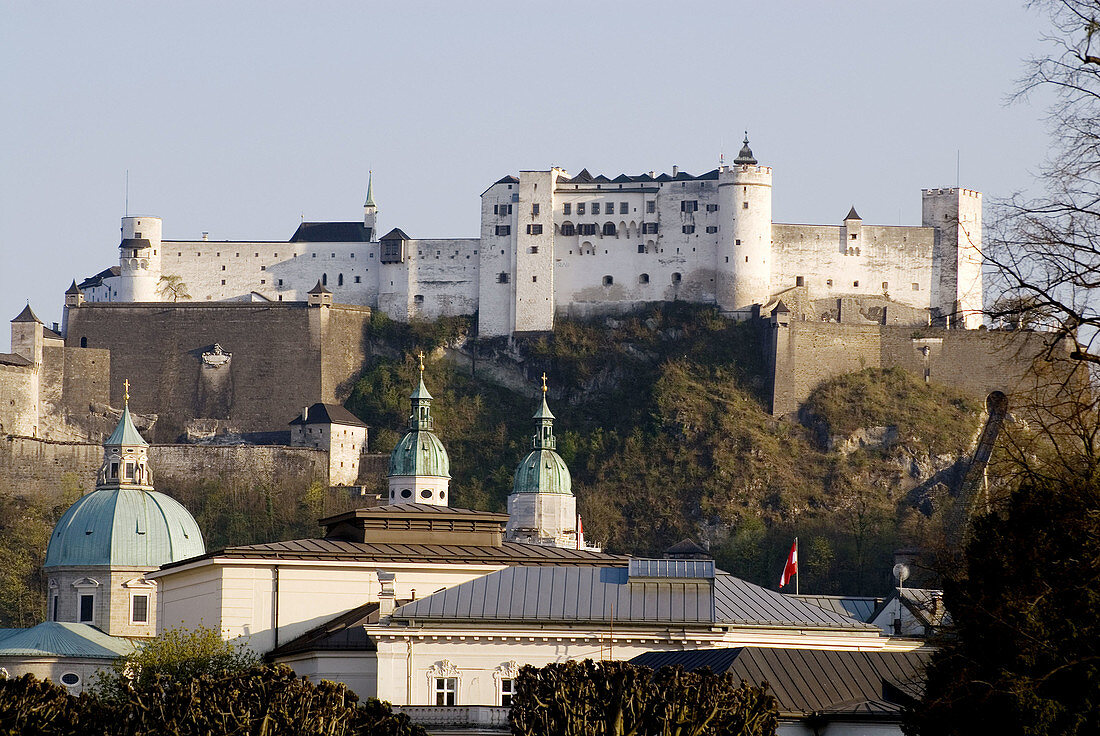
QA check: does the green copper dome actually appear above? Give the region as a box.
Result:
[512,386,572,494]
[44,489,205,569]
[388,430,451,478]
[105,404,147,447]
[512,448,572,495]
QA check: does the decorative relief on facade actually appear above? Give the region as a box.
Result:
[201,343,232,367]
[492,661,520,682]
[426,659,460,680]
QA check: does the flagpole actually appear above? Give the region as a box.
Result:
[795,537,799,595]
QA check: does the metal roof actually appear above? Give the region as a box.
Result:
[392,566,878,630]
[12,305,42,324]
[288,402,368,428]
[105,405,148,447]
[160,537,625,570]
[45,489,205,568]
[629,558,714,579]
[0,622,136,659]
[288,222,372,243]
[630,647,929,717]
[793,595,882,623]
[267,601,379,660]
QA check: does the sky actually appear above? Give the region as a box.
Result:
[0,1,1058,335]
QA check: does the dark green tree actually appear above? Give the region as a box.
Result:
[510,659,778,736]
[905,474,1100,736]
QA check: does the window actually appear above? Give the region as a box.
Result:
[531,203,540,216]
[646,201,655,214]
[706,226,718,233]
[912,283,920,291]
[642,222,658,234]
[111,462,118,478]
[51,593,59,621]
[563,203,571,215]
[853,280,860,287]
[603,275,613,286]
[497,272,510,284]
[637,244,645,253]
[526,224,543,235]
[529,246,539,254]
[80,337,87,348]
[532,275,537,282]
[681,200,698,212]
[742,201,749,209]
[260,265,266,271]
[132,594,149,623]
[577,202,586,215]
[619,201,629,214]
[578,224,597,236]
[603,222,617,236]
[60,673,80,687]
[826,279,833,287]
[493,203,513,215]
[338,274,344,286]
[561,223,575,236]
[434,678,457,706]
[79,594,94,623]
[414,294,424,303]
[495,225,511,236]
[501,678,515,707]
[672,272,682,284]
[322,273,327,286]
[511,192,519,202]
[639,273,650,284]
[355,276,361,283]
[735,239,741,245]
[278,279,284,286]
[221,265,226,271]
[796,276,804,287]
[592,202,601,215]
[682,225,695,234]
[882,282,889,290]
[706,203,719,212]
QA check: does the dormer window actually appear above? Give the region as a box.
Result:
[125,462,134,480]
[111,462,118,478]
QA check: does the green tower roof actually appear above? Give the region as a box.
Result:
[44,489,205,568]
[105,404,148,447]
[388,356,450,478]
[512,377,572,494]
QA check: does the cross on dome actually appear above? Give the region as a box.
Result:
[541,373,548,393]
[123,378,130,407]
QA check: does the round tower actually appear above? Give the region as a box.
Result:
[117,216,163,302]
[387,353,451,505]
[716,134,772,316]
[43,382,205,637]
[504,375,577,548]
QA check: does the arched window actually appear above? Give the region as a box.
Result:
[602,222,617,236]
[560,222,575,236]
[639,273,650,284]
[80,337,87,348]
[338,273,344,286]
[603,275,613,286]
[672,272,682,284]
[322,273,328,286]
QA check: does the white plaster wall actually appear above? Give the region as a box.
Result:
[0,657,117,695]
[505,492,576,546]
[387,474,450,505]
[404,239,480,320]
[513,172,558,332]
[772,224,934,309]
[726,165,773,312]
[475,182,518,337]
[328,424,367,486]
[923,188,983,328]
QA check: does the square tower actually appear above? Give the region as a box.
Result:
[923,188,983,328]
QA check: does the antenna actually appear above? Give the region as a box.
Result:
[125,170,129,216]
[956,150,960,188]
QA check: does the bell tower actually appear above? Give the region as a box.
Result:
[363,172,379,242]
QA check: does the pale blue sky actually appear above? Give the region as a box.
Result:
[1,1,1054,331]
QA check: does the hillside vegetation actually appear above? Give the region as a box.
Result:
[346,304,982,595]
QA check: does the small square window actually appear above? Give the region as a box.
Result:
[532,275,537,282]
[619,201,628,214]
[261,265,266,271]
[912,283,920,291]
[577,203,586,215]
[827,279,833,287]
[637,244,645,253]
[742,201,749,209]
[132,593,149,623]
[355,276,361,283]
[563,203,571,215]
[882,282,889,290]
[434,677,457,706]
[221,279,226,285]
[796,276,804,287]
[278,279,284,286]
[853,280,860,287]
[532,203,540,216]
[592,202,601,215]
[851,233,857,240]
[646,201,655,213]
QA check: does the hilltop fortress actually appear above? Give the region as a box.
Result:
[78,139,984,335]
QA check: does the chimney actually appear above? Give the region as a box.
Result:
[301,407,309,422]
[377,571,396,617]
[672,165,679,177]
[52,322,59,333]
[201,232,209,241]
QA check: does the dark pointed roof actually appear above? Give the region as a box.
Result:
[773,300,791,314]
[846,206,862,221]
[289,402,367,428]
[494,175,519,185]
[665,539,711,559]
[307,280,331,295]
[65,280,81,295]
[12,305,41,324]
[379,227,411,241]
[78,266,120,290]
[289,222,371,243]
[734,133,758,165]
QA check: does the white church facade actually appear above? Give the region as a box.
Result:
[77,140,984,336]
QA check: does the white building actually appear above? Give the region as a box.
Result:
[76,139,984,335]
[289,402,369,487]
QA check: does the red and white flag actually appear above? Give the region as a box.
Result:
[779,539,798,588]
[576,515,585,550]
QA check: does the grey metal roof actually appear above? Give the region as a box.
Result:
[288,222,372,243]
[393,566,878,631]
[628,558,714,579]
[160,537,625,570]
[630,647,929,717]
[288,402,368,428]
[0,353,32,367]
[793,595,882,623]
[12,305,41,323]
[0,622,136,659]
[268,601,379,660]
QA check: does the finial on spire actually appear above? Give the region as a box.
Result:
[417,350,425,374]
[365,171,376,208]
[541,372,548,394]
[123,378,130,407]
[734,132,757,166]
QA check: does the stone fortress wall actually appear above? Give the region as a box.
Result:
[78,144,982,338]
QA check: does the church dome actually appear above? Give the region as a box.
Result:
[388,430,451,478]
[44,489,205,568]
[512,448,572,495]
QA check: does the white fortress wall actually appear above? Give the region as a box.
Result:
[403,238,481,320]
[771,224,934,308]
[476,179,519,337]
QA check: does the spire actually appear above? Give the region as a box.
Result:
[409,351,434,430]
[12,304,42,324]
[734,132,757,165]
[65,280,81,295]
[105,379,147,447]
[364,171,376,208]
[845,205,862,221]
[532,373,556,450]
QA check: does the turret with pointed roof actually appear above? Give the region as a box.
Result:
[386,352,451,506]
[363,171,379,241]
[505,375,578,548]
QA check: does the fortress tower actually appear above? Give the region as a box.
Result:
[717,135,773,316]
[117,216,163,302]
[363,172,379,241]
[923,188,983,328]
